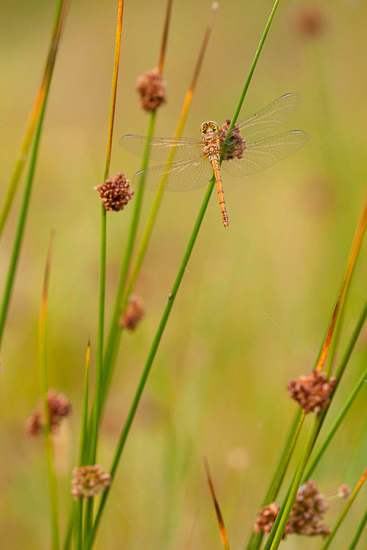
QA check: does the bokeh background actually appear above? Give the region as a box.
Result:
[0,0,366,548]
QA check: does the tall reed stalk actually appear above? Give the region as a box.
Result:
[39,231,59,550]
[84,0,125,539]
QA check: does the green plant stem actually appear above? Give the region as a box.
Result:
[304,300,367,480]
[264,416,323,550]
[246,409,302,550]
[348,506,367,550]
[88,206,107,462]
[228,0,279,133]
[62,510,74,550]
[0,9,68,348]
[102,110,157,397]
[321,468,367,550]
[305,366,366,480]
[80,339,91,466]
[82,4,279,548]
[39,232,59,550]
[74,340,91,549]
[0,0,68,238]
[75,500,84,550]
[333,299,367,382]
[85,0,125,537]
[325,304,344,378]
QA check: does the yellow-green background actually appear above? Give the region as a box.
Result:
[0,0,366,548]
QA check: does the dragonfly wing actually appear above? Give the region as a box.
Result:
[222,130,309,177]
[133,156,213,192]
[119,134,203,162]
[234,93,302,142]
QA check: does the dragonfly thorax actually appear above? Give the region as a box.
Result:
[201,121,221,158]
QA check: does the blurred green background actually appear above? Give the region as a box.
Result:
[0,0,366,548]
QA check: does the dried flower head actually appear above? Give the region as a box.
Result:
[25,408,44,437]
[254,480,330,539]
[71,465,111,500]
[26,389,72,436]
[94,172,134,212]
[289,479,330,536]
[254,503,281,535]
[291,5,328,38]
[119,294,145,331]
[136,68,167,112]
[337,484,351,500]
[287,370,337,414]
[218,119,246,161]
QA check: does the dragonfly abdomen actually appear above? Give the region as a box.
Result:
[209,153,229,228]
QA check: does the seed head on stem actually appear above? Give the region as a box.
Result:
[287,370,336,414]
[94,172,134,212]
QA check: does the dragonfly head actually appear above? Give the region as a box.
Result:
[200,121,219,134]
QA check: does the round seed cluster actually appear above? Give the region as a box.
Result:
[136,68,167,112]
[291,5,328,38]
[119,294,145,331]
[94,172,134,212]
[26,389,71,436]
[287,370,337,414]
[71,465,111,500]
[218,119,246,161]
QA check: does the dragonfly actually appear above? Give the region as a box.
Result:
[119,93,309,227]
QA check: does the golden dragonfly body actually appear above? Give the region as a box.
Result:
[120,93,309,227]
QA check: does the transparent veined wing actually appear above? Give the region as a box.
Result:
[221,130,310,177]
[231,93,302,143]
[119,134,203,162]
[133,155,213,192]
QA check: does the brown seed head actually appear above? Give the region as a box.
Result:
[119,294,145,331]
[25,408,44,436]
[288,479,330,536]
[291,5,328,38]
[287,370,337,414]
[337,484,351,499]
[26,389,72,436]
[94,172,134,212]
[254,503,280,535]
[218,119,246,161]
[136,68,167,112]
[71,465,111,500]
[254,480,330,538]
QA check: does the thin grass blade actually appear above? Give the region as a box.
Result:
[321,467,367,550]
[0,0,69,238]
[203,458,231,550]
